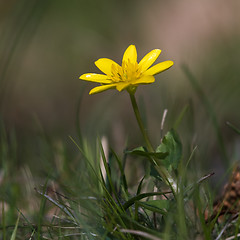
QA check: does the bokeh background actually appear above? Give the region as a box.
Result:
[1,0,240,176]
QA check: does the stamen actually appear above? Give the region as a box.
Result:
[110,59,142,83]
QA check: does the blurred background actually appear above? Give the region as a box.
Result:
[1,0,240,176]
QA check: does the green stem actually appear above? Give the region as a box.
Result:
[129,92,177,195]
[129,93,154,152]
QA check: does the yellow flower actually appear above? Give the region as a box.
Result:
[79,45,174,95]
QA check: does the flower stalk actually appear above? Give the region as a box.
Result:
[129,91,177,193]
[129,92,154,153]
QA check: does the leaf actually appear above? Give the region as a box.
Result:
[156,129,182,170]
[137,200,170,215]
[126,146,168,159]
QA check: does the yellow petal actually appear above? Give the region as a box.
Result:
[144,61,174,76]
[139,49,161,72]
[116,82,130,92]
[131,75,155,85]
[122,45,137,64]
[80,73,112,84]
[95,58,120,75]
[89,84,116,95]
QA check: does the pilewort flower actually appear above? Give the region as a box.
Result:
[80,45,174,95]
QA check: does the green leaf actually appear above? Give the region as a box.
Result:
[156,129,182,170]
[137,200,170,215]
[126,146,168,159]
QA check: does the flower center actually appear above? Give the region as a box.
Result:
[111,59,142,83]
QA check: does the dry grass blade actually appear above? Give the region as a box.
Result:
[120,229,162,240]
[34,188,77,225]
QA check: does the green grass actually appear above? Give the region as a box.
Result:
[1,85,240,239]
[1,52,240,238]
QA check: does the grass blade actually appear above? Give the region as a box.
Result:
[2,202,6,240]
[110,148,128,192]
[98,139,124,210]
[120,229,162,240]
[182,64,229,167]
[10,215,20,240]
[123,191,172,210]
[226,121,240,135]
[173,104,189,130]
[35,188,77,225]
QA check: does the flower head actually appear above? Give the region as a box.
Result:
[80,45,174,95]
